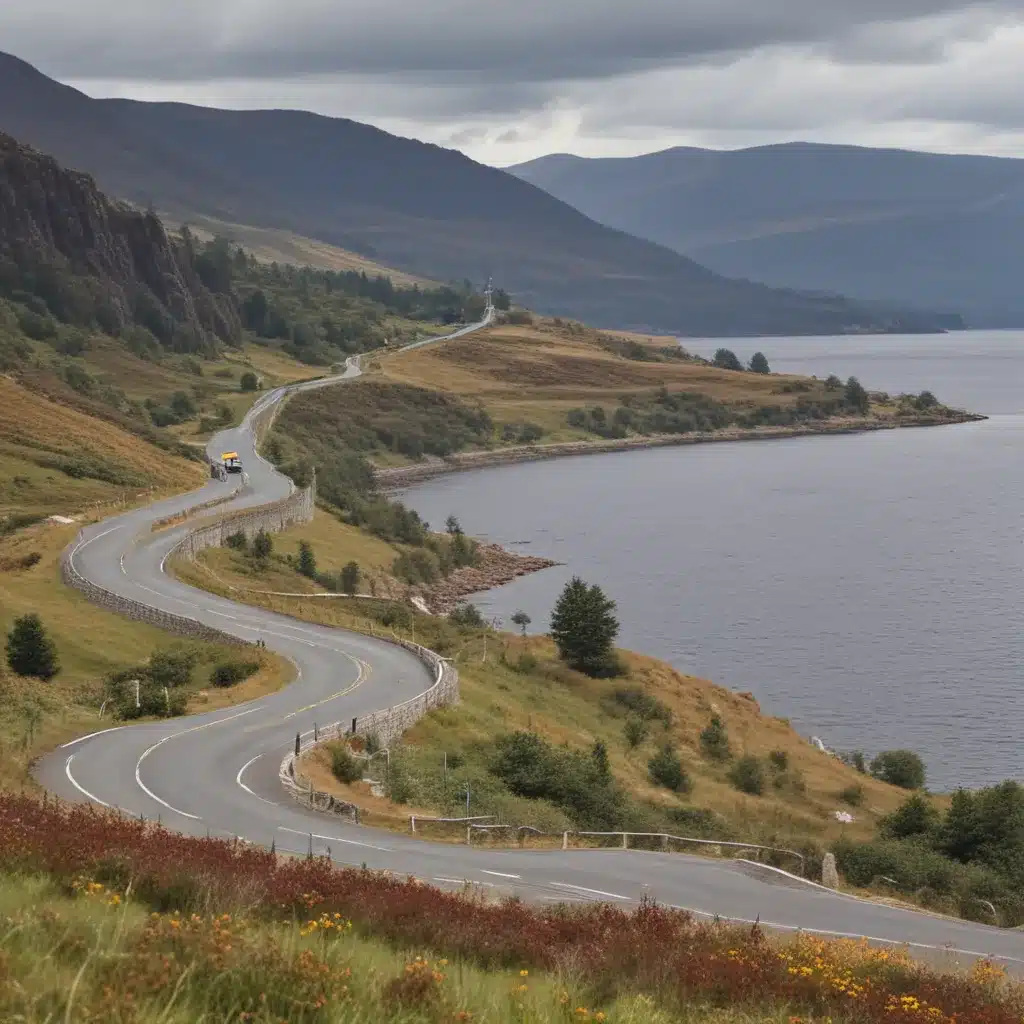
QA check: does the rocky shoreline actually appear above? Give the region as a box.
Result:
[377,412,986,490]
[421,543,558,614]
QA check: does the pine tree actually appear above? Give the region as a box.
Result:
[297,540,317,578]
[748,351,771,374]
[549,576,619,677]
[340,561,361,594]
[6,613,59,680]
[252,529,273,559]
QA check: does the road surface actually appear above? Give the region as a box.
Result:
[34,308,1024,966]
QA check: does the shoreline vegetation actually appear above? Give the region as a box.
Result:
[376,409,986,489]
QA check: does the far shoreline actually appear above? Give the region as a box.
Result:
[376,410,987,490]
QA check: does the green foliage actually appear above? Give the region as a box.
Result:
[489,731,624,830]
[549,576,620,677]
[713,348,743,371]
[824,374,843,391]
[251,530,273,560]
[449,603,485,629]
[748,351,771,374]
[297,540,317,578]
[728,755,767,796]
[330,744,365,785]
[239,371,260,392]
[5,614,59,680]
[146,648,198,688]
[610,687,672,727]
[224,531,248,551]
[510,610,531,635]
[210,659,261,687]
[870,749,926,790]
[768,749,788,770]
[914,390,939,410]
[841,750,868,774]
[392,549,440,585]
[699,715,732,762]
[339,560,361,594]
[648,743,690,793]
[844,376,870,414]
[879,793,941,841]
[623,717,650,749]
[839,783,865,807]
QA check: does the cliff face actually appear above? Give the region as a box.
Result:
[0,132,238,349]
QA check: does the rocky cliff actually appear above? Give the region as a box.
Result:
[0,131,239,350]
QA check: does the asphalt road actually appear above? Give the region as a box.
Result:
[34,310,1024,966]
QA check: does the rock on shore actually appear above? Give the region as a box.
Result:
[422,543,557,614]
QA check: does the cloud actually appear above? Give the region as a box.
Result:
[3,0,1024,162]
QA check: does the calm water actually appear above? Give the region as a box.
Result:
[400,330,1024,790]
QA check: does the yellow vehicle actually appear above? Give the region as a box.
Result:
[221,451,242,474]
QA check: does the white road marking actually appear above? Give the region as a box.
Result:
[481,870,520,879]
[64,754,113,808]
[549,882,632,902]
[667,906,1024,965]
[235,754,276,806]
[60,726,125,749]
[277,826,391,852]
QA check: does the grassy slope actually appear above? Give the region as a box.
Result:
[174,509,910,850]
[372,318,953,448]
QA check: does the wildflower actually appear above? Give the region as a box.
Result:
[520,969,529,977]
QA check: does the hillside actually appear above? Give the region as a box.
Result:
[0,51,961,337]
[510,143,1024,327]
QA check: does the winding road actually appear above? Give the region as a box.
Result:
[35,308,1024,967]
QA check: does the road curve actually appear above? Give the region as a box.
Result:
[34,310,1024,965]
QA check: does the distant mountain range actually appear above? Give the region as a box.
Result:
[510,143,1024,328]
[0,51,962,336]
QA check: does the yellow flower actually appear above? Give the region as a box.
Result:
[520,969,529,977]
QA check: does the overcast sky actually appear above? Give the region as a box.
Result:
[4,1,1023,165]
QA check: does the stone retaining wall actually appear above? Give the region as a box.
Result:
[279,637,460,820]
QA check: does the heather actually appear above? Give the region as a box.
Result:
[1,794,1022,1023]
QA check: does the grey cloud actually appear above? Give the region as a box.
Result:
[6,0,1023,86]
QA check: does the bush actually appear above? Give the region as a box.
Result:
[648,744,690,793]
[623,716,649,749]
[699,715,732,761]
[509,651,538,675]
[339,560,361,594]
[375,602,412,630]
[5,613,59,679]
[768,749,788,770]
[728,755,767,796]
[146,648,197,688]
[210,660,261,687]
[839,783,864,806]
[841,750,868,774]
[330,745,364,785]
[225,531,248,551]
[712,348,743,371]
[449,603,485,628]
[252,530,273,559]
[297,540,317,578]
[240,371,260,392]
[871,749,926,790]
[879,793,941,841]
[748,351,771,374]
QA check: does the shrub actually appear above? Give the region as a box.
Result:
[449,603,485,628]
[252,529,273,559]
[839,783,865,806]
[623,716,649,749]
[146,648,197,688]
[712,348,743,371]
[330,745,364,785]
[728,755,766,796]
[879,793,941,841]
[375,603,412,630]
[339,560,361,594]
[5,613,59,679]
[508,651,538,675]
[611,687,672,726]
[648,744,690,793]
[871,749,926,790]
[210,659,261,687]
[240,371,260,391]
[297,540,317,578]
[225,531,248,551]
[842,750,868,774]
[768,749,788,771]
[699,715,731,761]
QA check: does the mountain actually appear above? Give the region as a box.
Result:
[510,143,1024,327]
[0,130,239,354]
[0,52,960,337]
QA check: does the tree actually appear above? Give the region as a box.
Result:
[879,793,940,840]
[511,610,531,635]
[297,540,317,578]
[492,288,512,311]
[699,715,732,761]
[648,743,689,792]
[713,348,743,371]
[252,529,273,560]
[871,749,926,790]
[445,515,462,535]
[449,603,485,628]
[6,613,59,679]
[844,376,870,414]
[239,371,260,392]
[824,374,843,391]
[549,576,620,677]
[748,352,771,374]
[340,561,361,594]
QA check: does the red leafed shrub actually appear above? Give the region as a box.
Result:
[2,793,1022,1023]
